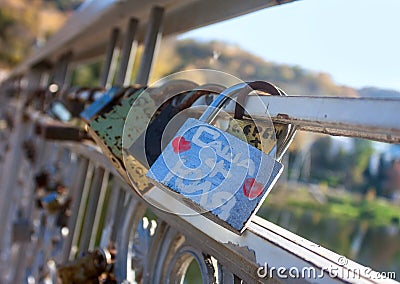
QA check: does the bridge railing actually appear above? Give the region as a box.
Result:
[0,1,399,283]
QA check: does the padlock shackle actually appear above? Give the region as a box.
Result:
[199,82,248,123]
[199,81,282,122]
[234,81,282,119]
[199,81,296,161]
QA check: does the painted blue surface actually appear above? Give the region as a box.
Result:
[147,118,283,232]
[41,192,58,204]
[80,86,121,121]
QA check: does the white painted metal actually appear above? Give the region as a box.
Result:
[0,70,41,258]
[135,6,164,85]
[188,95,400,143]
[100,28,120,88]
[61,157,89,262]
[69,161,95,260]
[78,167,105,252]
[10,0,297,76]
[89,169,110,250]
[61,142,398,284]
[247,95,400,143]
[1,0,399,282]
[114,18,138,87]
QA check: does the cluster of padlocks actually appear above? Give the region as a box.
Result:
[17,78,295,282]
[56,79,294,228]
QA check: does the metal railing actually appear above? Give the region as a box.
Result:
[0,0,399,283]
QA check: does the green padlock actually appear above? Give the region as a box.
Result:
[225,81,290,156]
[89,80,199,192]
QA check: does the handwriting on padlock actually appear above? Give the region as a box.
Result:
[166,125,256,182]
[147,118,283,233]
[192,125,256,175]
[162,160,237,220]
[148,120,265,201]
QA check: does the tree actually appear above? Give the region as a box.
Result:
[347,139,374,192]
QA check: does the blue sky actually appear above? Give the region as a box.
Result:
[179,0,400,91]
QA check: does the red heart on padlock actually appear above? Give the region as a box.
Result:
[243,178,264,199]
[172,136,191,153]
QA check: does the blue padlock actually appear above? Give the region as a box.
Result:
[146,82,290,234]
[80,86,126,122]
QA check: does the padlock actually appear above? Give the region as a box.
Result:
[12,218,32,243]
[88,86,147,163]
[57,248,112,284]
[225,81,289,155]
[146,82,295,234]
[88,80,198,192]
[63,87,89,117]
[87,86,150,189]
[129,83,224,167]
[49,101,72,122]
[80,86,128,122]
[124,82,225,194]
[22,138,36,163]
[35,119,90,141]
[40,184,70,215]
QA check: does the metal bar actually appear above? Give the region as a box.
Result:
[110,183,126,243]
[11,0,297,76]
[100,28,120,88]
[55,140,396,283]
[245,96,400,143]
[124,41,137,86]
[114,199,146,282]
[60,157,89,262]
[89,170,110,249]
[188,95,400,143]
[114,18,138,86]
[135,6,164,85]
[78,166,105,253]
[0,70,41,255]
[69,161,94,260]
[100,180,121,247]
[12,243,29,283]
[143,186,383,284]
[53,53,71,89]
[11,126,46,283]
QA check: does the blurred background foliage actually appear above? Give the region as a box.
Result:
[1,0,399,279]
[0,0,77,67]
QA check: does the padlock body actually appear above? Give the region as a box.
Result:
[147,118,283,233]
[80,86,121,121]
[88,87,154,192]
[12,219,31,242]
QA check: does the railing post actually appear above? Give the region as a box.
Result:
[60,157,89,262]
[0,69,41,257]
[135,6,164,85]
[114,18,138,87]
[99,181,121,247]
[69,162,95,260]
[100,28,120,88]
[53,52,72,90]
[89,170,110,250]
[78,167,105,253]
[114,198,146,282]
